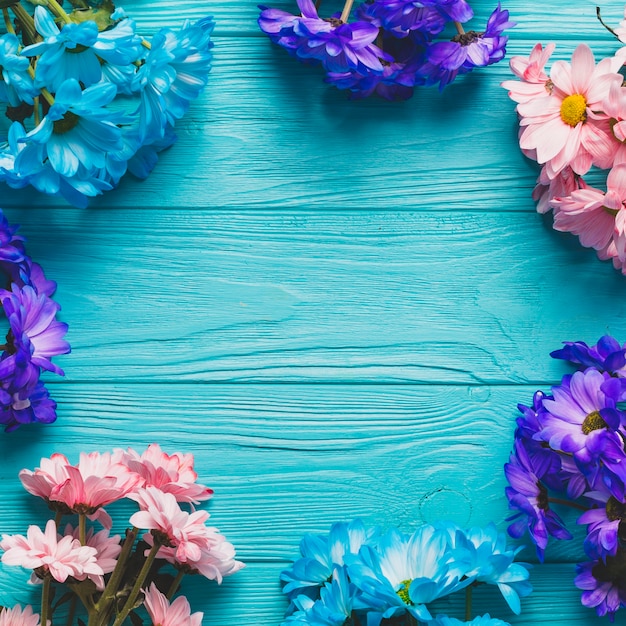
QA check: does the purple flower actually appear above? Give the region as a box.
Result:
[538,370,626,499]
[2,284,70,380]
[505,439,572,561]
[420,4,514,88]
[579,490,626,560]
[551,335,626,378]
[575,550,626,619]
[0,381,57,432]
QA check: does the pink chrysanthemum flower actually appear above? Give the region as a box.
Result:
[517,44,623,178]
[120,444,213,505]
[532,165,582,214]
[146,529,245,583]
[19,451,142,527]
[552,163,626,258]
[0,519,103,584]
[143,582,203,626]
[501,41,555,104]
[129,487,210,562]
[63,524,121,590]
[0,605,44,626]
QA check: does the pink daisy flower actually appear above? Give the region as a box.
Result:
[532,165,582,214]
[517,44,623,178]
[601,81,626,166]
[129,487,210,562]
[0,605,44,626]
[143,582,202,626]
[501,41,555,104]
[0,519,102,584]
[120,444,213,505]
[146,530,244,583]
[63,524,121,590]
[19,453,72,513]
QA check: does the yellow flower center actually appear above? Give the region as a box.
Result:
[396,579,414,605]
[581,410,607,435]
[560,94,587,127]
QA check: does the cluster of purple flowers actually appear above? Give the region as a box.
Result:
[0,209,69,432]
[258,0,514,100]
[0,0,214,206]
[280,518,531,626]
[505,335,626,620]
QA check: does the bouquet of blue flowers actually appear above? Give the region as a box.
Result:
[0,0,214,206]
[0,208,69,432]
[280,518,532,625]
[258,0,514,100]
[505,335,626,619]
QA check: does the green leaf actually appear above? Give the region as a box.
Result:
[69,0,116,31]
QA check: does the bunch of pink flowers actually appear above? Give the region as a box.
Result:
[502,8,626,275]
[0,444,244,626]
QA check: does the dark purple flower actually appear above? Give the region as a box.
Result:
[505,439,572,561]
[258,4,301,52]
[420,4,514,88]
[579,490,626,560]
[551,335,626,378]
[538,370,626,499]
[575,550,626,619]
[358,0,449,36]
[0,380,57,432]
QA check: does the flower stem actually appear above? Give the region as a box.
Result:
[166,569,185,600]
[454,20,465,35]
[2,8,14,34]
[93,527,138,620]
[40,576,51,626]
[465,585,472,621]
[548,497,587,511]
[55,511,63,528]
[44,0,73,24]
[66,595,77,626]
[596,7,618,38]
[10,3,39,44]
[111,540,161,626]
[340,0,354,23]
[79,513,87,545]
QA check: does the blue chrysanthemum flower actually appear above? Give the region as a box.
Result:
[132,17,214,144]
[23,6,142,93]
[281,519,375,603]
[16,79,123,179]
[441,522,532,615]
[348,525,471,625]
[428,614,512,626]
[0,34,38,106]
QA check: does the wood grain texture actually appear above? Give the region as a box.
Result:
[5,208,625,384]
[0,383,597,565]
[0,0,624,624]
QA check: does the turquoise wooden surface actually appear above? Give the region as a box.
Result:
[0,0,623,624]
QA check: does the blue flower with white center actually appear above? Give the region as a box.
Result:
[132,17,214,143]
[347,525,471,625]
[16,79,123,179]
[23,6,143,93]
[0,34,37,106]
[428,614,512,626]
[281,519,375,603]
[440,522,532,615]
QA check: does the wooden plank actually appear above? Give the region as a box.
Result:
[4,208,624,384]
[0,38,611,210]
[0,383,595,565]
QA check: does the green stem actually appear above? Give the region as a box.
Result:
[339,0,354,23]
[55,510,64,528]
[41,576,52,626]
[2,8,14,34]
[79,513,87,545]
[454,20,465,35]
[9,3,38,44]
[166,570,185,600]
[465,585,472,622]
[44,0,73,24]
[66,595,77,626]
[111,540,161,626]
